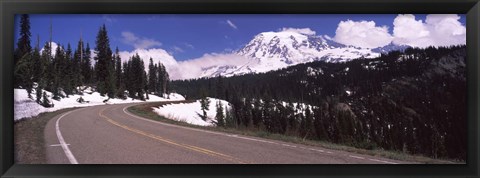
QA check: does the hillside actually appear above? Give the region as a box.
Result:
[171,45,467,160]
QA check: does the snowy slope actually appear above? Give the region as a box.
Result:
[199,30,393,78]
[152,98,231,126]
[14,88,185,121]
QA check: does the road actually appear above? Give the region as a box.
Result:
[44,103,412,164]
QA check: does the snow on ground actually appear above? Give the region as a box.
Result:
[14,88,185,121]
[152,98,231,127]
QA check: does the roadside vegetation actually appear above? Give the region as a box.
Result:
[128,102,462,164]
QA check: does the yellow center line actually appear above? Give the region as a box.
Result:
[98,107,251,164]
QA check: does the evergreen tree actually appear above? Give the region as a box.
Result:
[36,84,42,104]
[82,43,92,85]
[73,39,84,90]
[14,14,32,88]
[41,42,54,92]
[148,58,157,94]
[216,101,225,127]
[51,45,64,100]
[198,88,210,121]
[114,48,125,98]
[64,43,74,96]
[157,63,169,95]
[94,24,113,96]
[32,40,42,83]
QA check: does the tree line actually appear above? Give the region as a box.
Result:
[14,14,170,107]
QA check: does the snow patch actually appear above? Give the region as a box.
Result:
[14,88,185,121]
[152,98,231,126]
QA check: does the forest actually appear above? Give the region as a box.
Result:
[171,45,467,160]
[14,15,171,107]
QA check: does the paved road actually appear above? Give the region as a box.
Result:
[44,103,412,164]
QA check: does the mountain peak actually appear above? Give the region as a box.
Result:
[200,29,406,78]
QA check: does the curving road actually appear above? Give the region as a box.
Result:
[44,103,412,164]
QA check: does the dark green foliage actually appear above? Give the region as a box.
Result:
[35,83,42,104]
[215,101,225,127]
[198,88,210,121]
[73,39,84,90]
[114,47,125,99]
[14,54,34,98]
[148,58,157,94]
[14,14,32,88]
[94,24,114,97]
[82,43,93,85]
[124,54,147,100]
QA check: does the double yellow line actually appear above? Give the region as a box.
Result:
[99,107,250,164]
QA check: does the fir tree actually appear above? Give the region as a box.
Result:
[148,58,157,94]
[114,47,125,98]
[82,43,92,85]
[14,14,32,88]
[73,39,84,90]
[94,24,113,96]
[216,101,225,127]
[198,88,210,121]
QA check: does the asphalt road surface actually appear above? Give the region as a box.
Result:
[44,103,412,164]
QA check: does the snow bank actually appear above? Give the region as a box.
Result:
[152,98,231,126]
[14,88,185,121]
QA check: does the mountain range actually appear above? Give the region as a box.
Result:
[199,30,408,78]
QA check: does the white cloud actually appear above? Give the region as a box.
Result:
[172,46,184,53]
[280,27,316,36]
[119,48,179,77]
[333,20,393,48]
[121,31,162,49]
[118,48,250,80]
[226,20,238,30]
[176,53,250,80]
[392,14,466,48]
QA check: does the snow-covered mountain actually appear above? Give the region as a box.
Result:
[199,30,407,78]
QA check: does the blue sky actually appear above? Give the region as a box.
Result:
[14,14,466,61]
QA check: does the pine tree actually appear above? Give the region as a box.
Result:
[216,101,225,127]
[105,49,117,98]
[157,63,169,95]
[82,43,92,85]
[64,43,74,96]
[41,42,53,92]
[198,88,210,121]
[73,39,84,90]
[94,24,113,96]
[114,47,125,98]
[14,14,32,88]
[32,36,42,83]
[36,84,42,104]
[148,58,157,94]
[52,45,64,100]
[225,105,235,128]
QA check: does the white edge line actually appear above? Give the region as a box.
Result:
[368,158,398,164]
[50,144,70,147]
[349,155,365,160]
[55,110,79,164]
